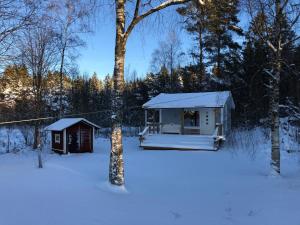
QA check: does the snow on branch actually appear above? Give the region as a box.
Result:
[280,98,300,120]
[263,68,278,81]
[266,40,277,53]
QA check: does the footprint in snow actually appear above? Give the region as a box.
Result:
[248,209,261,217]
[225,207,234,222]
[170,211,182,219]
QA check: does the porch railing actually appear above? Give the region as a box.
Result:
[138,122,162,146]
[215,123,223,136]
[213,124,223,149]
[138,126,149,146]
[146,122,162,134]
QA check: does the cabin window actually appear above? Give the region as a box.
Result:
[184,110,199,127]
[54,134,61,144]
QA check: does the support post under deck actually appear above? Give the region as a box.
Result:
[145,110,148,127]
[159,109,162,134]
[180,109,184,135]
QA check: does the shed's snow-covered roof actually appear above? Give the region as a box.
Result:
[143,91,235,109]
[45,118,100,131]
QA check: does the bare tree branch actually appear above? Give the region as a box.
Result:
[124,0,199,42]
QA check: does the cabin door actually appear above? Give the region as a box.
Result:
[200,108,215,135]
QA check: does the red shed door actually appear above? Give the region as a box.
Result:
[68,131,80,153]
[80,126,92,152]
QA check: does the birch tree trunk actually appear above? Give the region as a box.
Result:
[270,0,282,174]
[33,81,42,150]
[270,56,281,174]
[59,45,66,118]
[109,0,126,185]
[37,130,43,169]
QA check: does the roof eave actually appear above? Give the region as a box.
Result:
[143,105,225,109]
[44,118,101,131]
[81,118,101,129]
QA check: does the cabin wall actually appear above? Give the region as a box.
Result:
[215,108,221,124]
[227,102,232,133]
[214,108,222,136]
[223,104,228,136]
[51,131,64,152]
[198,108,216,135]
[223,100,232,136]
[151,105,231,137]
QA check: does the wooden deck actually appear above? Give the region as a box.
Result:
[140,134,217,151]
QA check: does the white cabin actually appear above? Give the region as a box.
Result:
[139,91,235,150]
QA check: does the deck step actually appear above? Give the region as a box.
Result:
[141,134,216,150]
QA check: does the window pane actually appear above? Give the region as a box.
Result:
[184,110,199,126]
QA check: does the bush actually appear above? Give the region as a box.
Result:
[224,127,270,159]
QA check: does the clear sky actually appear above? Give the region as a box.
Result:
[77,7,193,80]
[77,7,248,80]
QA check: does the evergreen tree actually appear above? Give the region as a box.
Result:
[181,66,200,92]
[100,74,113,127]
[177,1,208,82]
[88,72,103,124]
[144,72,159,98]
[157,66,171,93]
[0,65,31,121]
[90,72,103,92]
[205,0,243,78]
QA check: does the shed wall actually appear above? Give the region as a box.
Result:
[51,131,64,152]
[66,121,93,153]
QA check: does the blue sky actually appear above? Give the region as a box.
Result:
[77,7,248,80]
[77,8,193,80]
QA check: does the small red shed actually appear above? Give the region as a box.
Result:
[45,118,100,154]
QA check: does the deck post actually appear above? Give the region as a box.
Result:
[198,108,201,135]
[221,107,224,136]
[159,109,162,134]
[180,109,184,135]
[145,109,148,128]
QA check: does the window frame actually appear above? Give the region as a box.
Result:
[183,110,199,127]
[54,133,61,144]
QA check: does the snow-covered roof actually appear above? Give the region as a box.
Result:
[143,91,235,109]
[45,118,100,131]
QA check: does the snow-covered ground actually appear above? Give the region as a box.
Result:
[0,129,300,225]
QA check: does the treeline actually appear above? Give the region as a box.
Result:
[0,0,299,130]
[1,43,299,128]
[0,0,97,149]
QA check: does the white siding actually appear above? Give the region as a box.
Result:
[223,105,227,135]
[227,102,232,133]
